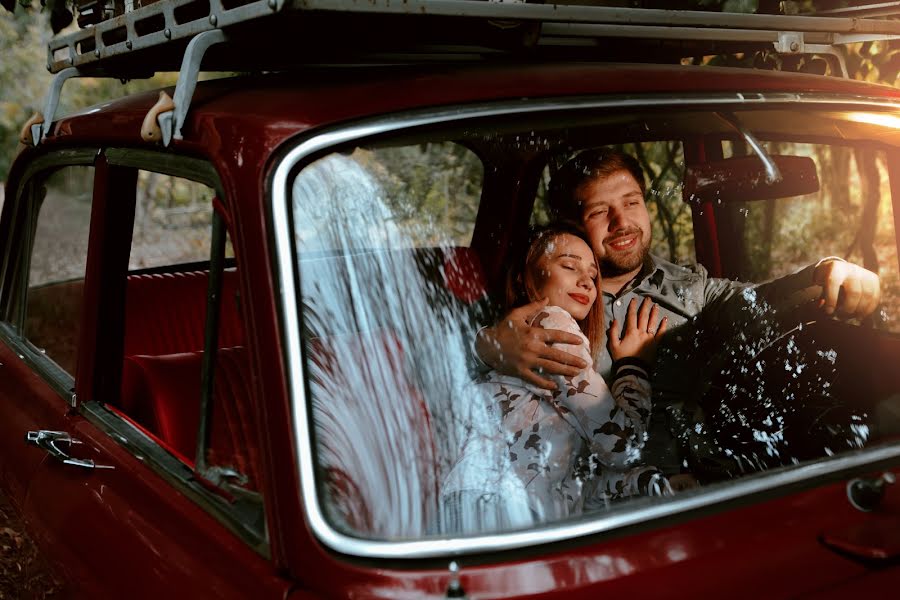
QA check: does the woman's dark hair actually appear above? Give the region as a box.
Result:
[547,148,646,221]
[505,221,603,360]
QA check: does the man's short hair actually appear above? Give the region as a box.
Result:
[547,148,646,221]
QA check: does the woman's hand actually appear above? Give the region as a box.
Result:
[608,298,667,363]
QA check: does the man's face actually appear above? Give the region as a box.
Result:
[577,169,652,278]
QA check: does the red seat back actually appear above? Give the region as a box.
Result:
[120,347,260,488]
[124,269,243,356]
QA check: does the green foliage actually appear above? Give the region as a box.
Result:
[0,10,51,180]
[361,143,484,247]
[0,9,177,182]
[624,141,694,265]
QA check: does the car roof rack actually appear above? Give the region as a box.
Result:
[26,1,900,148]
[49,0,900,76]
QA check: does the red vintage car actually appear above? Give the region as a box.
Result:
[5,1,900,598]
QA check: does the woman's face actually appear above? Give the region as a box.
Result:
[529,233,599,320]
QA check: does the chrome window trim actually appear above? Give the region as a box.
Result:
[271,92,900,559]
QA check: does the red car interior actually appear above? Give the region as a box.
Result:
[118,268,259,484]
[123,269,243,356]
[114,247,485,501]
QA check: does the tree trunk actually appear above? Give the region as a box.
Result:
[852,148,881,273]
[829,146,852,213]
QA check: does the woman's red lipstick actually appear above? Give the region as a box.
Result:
[569,293,590,305]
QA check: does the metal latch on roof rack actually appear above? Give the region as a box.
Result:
[775,31,805,53]
[23,67,81,146]
[141,29,228,147]
[773,31,848,78]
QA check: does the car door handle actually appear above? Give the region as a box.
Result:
[25,430,114,470]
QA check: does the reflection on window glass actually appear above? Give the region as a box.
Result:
[294,143,489,539]
[294,144,482,252]
[288,112,900,547]
[131,171,232,270]
[26,166,93,374]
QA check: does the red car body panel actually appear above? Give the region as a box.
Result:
[5,61,900,597]
[24,415,292,599]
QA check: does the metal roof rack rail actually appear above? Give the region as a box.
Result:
[48,0,900,76]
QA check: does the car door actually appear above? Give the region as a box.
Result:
[0,152,96,516]
[2,149,293,598]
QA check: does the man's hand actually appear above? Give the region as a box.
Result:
[814,259,881,319]
[475,298,587,390]
[608,298,667,363]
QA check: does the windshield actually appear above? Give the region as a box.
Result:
[282,102,900,551]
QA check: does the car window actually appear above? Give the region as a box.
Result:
[78,157,266,546]
[283,105,900,552]
[131,170,234,270]
[119,172,256,489]
[293,143,482,252]
[722,141,900,332]
[22,166,94,375]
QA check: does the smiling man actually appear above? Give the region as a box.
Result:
[475,148,882,479]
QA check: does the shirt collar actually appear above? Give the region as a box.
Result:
[603,255,666,298]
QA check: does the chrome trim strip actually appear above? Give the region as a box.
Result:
[270,92,900,559]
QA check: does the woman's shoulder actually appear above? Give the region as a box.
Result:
[531,305,579,329]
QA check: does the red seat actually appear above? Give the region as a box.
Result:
[440,246,487,305]
[120,347,260,488]
[124,269,243,356]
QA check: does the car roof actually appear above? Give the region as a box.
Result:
[51,62,900,158]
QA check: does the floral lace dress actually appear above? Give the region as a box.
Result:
[441,306,670,533]
[497,306,669,517]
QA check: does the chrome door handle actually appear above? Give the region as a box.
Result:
[25,430,114,470]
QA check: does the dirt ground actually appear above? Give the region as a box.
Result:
[0,493,61,599]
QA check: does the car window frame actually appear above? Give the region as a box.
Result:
[0,149,99,398]
[99,148,268,553]
[271,93,900,560]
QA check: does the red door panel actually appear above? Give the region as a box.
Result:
[22,412,292,599]
[0,342,72,509]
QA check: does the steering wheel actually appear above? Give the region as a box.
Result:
[687,317,872,482]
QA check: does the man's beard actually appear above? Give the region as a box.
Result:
[600,233,651,277]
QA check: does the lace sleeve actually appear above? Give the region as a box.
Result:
[594,358,653,468]
[531,306,593,367]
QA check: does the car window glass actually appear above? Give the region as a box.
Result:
[130,171,233,270]
[117,171,260,507]
[293,143,482,252]
[286,109,900,548]
[24,166,93,374]
[723,141,900,332]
